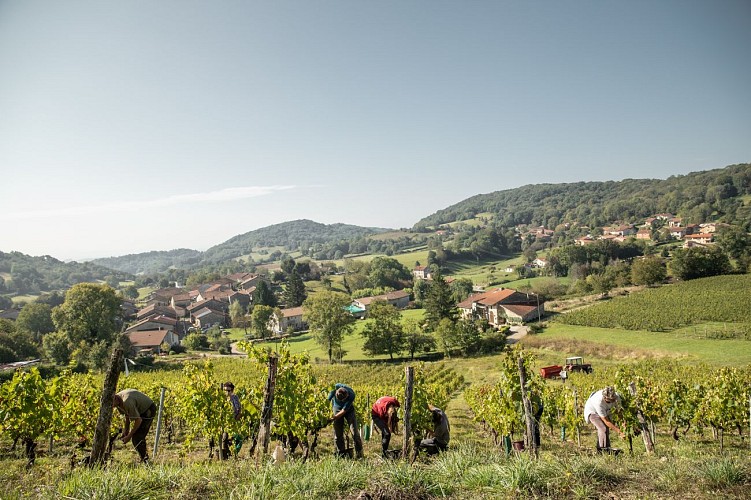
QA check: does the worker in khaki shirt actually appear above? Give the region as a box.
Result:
[113,389,156,463]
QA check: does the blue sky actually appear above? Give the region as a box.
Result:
[1,1,749,260]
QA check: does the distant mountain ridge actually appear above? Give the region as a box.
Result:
[88,219,391,274]
[5,163,749,279]
[0,251,133,296]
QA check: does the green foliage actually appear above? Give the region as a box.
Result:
[15,302,54,341]
[403,318,436,360]
[253,280,277,308]
[0,251,133,295]
[670,246,732,281]
[423,273,458,331]
[367,256,411,289]
[52,283,123,345]
[631,256,667,286]
[415,163,751,230]
[183,333,210,350]
[283,271,307,307]
[303,290,356,363]
[361,301,406,359]
[250,305,275,339]
[43,330,72,364]
[0,368,57,444]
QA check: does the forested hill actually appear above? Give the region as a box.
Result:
[88,219,391,273]
[90,249,203,275]
[414,163,751,230]
[200,219,391,263]
[0,251,133,296]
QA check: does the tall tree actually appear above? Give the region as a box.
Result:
[367,256,411,289]
[361,301,405,359]
[715,225,751,260]
[253,280,277,308]
[669,246,732,281]
[631,257,667,286]
[250,305,276,339]
[423,272,458,331]
[283,271,307,307]
[229,300,248,334]
[15,303,54,342]
[403,317,436,360]
[303,291,355,363]
[281,257,296,276]
[52,283,123,345]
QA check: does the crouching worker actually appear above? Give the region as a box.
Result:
[327,383,363,458]
[371,396,400,458]
[113,389,157,463]
[584,386,625,454]
[221,381,243,459]
[417,404,450,455]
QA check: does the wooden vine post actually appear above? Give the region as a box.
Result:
[255,355,278,458]
[573,389,581,447]
[402,366,414,461]
[517,354,538,458]
[89,347,123,466]
[628,382,654,454]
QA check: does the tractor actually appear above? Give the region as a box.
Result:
[540,356,593,379]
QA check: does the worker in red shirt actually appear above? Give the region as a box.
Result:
[371,396,400,458]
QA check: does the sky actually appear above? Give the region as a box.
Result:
[0,1,749,261]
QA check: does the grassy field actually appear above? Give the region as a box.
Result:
[250,309,429,362]
[522,322,751,367]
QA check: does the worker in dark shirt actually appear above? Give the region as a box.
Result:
[327,383,363,458]
[417,404,450,455]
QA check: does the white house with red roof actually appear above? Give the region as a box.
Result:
[458,287,543,326]
[269,306,306,335]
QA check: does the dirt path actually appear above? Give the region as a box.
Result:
[444,385,491,448]
[506,325,529,344]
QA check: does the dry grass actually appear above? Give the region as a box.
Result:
[521,335,685,362]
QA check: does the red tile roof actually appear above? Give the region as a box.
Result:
[128,330,171,347]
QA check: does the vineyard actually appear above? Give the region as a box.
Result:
[0,341,749,498]
[466,347,751,454]
[557,274,751,333]
[0,342,464,467]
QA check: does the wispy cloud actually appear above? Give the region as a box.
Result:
[1,185,298,220]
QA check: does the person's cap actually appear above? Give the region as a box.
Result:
[603,386,617,403]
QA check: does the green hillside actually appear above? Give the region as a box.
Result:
[415,163,751,230]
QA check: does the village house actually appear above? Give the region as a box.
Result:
[170,293,193,309]
[136,304,177,321]
[351,290,411,314]
[669,227,687,239]
[125,315,181,336]
[458,287,544,327]
[602,224,636,237]
[575,236,597,246]
[683,233,714,245]
[413,265,431,280]
[126,329,180,355]
[269,307,306,335]
[532,258,548,268]
[146,287,184,306]
[193,307,226,330]
[636,228,652,241]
